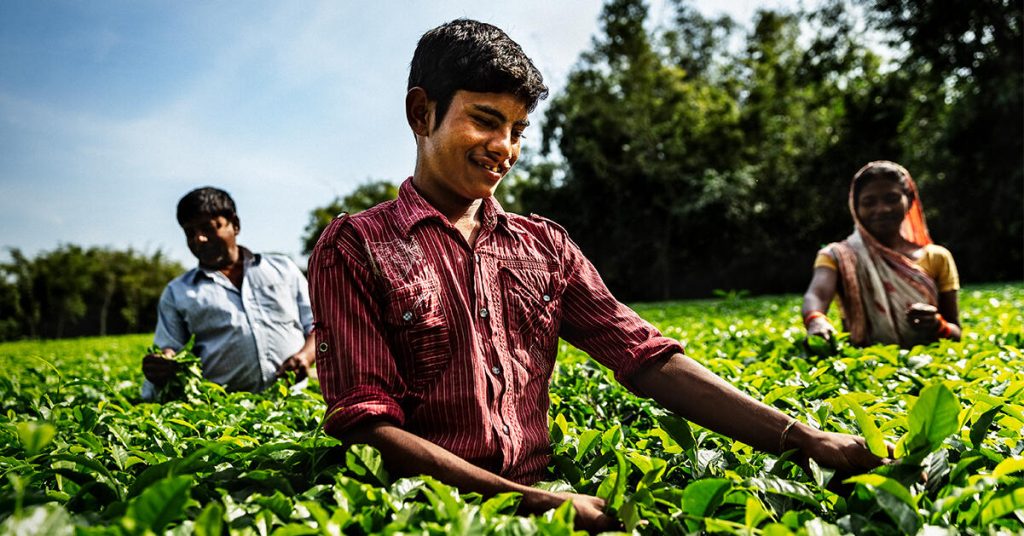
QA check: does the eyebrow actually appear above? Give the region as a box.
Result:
[471,104,530,128]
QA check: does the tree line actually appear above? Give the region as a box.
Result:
[3,0,1019,340]
[0,246,183,341]
[306,0,1023,301]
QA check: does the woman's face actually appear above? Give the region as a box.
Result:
[856,179,910,239]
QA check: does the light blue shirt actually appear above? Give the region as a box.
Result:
[143,248,313,398]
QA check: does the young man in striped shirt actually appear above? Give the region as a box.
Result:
[308,19,887,532]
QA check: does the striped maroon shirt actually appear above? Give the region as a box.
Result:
[308,178,683,484]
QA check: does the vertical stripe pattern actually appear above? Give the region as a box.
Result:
[308,178,683,484]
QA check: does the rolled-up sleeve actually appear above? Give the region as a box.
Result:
[556,232,684,393]
[308,217,408,438]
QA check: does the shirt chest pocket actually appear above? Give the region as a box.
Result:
[252,282,297,325]
[499,261,562,361]
[382,283,451,393]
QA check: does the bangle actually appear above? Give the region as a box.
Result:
[779,418,798,453]
[803,311,826,327]
[935,314,952,338]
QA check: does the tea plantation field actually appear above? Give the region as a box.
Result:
[2,284,1022,535]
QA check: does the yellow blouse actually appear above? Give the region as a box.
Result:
[814,243,960,293]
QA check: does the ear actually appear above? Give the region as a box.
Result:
[406,87,432,136]
[230,216,240,234]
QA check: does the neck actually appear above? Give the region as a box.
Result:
[218,248,245,288]
[876,232,903,249]
[411,177,486,245]
[411,175,484,226]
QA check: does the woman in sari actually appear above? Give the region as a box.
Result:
[802,161,961,347]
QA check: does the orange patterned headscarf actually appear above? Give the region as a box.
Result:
[849,160,932,247]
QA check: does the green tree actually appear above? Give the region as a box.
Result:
[537,0,898,299]
[540,0,751,299]
[301,180,398,255]
[867,0,1023,281]
[0,246,183,340]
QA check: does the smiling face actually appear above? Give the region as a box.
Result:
[855,178,910,241]
[182,215,239,270]
[410,89,529,208]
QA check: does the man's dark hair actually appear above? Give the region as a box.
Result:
[176,187,237,226]
[408,19,548,129]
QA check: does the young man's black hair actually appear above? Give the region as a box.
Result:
[407,18,549,130]
[176,187,238,226]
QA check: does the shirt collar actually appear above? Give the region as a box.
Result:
[393,177,517,239]
[191,246,258,284]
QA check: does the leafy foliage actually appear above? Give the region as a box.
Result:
[1,283,1021,534]
[0,246,183,341]
[524,0,1022,300]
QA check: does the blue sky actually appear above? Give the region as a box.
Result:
[0,0,794,268]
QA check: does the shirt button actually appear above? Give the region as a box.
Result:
[402,311,413,322]
[491,366,502,375]
[542,294,551,302]
[502,424,510,435]
[318,342,329,353]
[479,308,489,318]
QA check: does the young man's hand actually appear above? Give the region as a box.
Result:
[142,353,180,387]
[562,493,620,533]
[522,491,620,533]
[791,425,892,473]
[277,351,313,381]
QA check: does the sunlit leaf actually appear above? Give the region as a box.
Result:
[122,475,192,535]
[17,422,56,457]
[980,487,1024,525]
[840,394,889,457]
[193,501,223,536]
[905,383,961,455]
[682,478,731,518]
[992,457,1024,479]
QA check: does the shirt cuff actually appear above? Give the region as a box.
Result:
[322,387,406,438]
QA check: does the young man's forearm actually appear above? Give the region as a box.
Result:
[341,420,618,531]
[631,353,884,472]
[343,420,567,511]
[631,354,793,453]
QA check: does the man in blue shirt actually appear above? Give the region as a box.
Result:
[142,187,315,398]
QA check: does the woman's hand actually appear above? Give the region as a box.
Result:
[806,316,837,340]
[906,303,939,333]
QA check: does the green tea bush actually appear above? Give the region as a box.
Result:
[1,284,1021,534]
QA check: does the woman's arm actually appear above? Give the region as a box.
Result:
[937,290,962,340]
[802,266,839,339]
